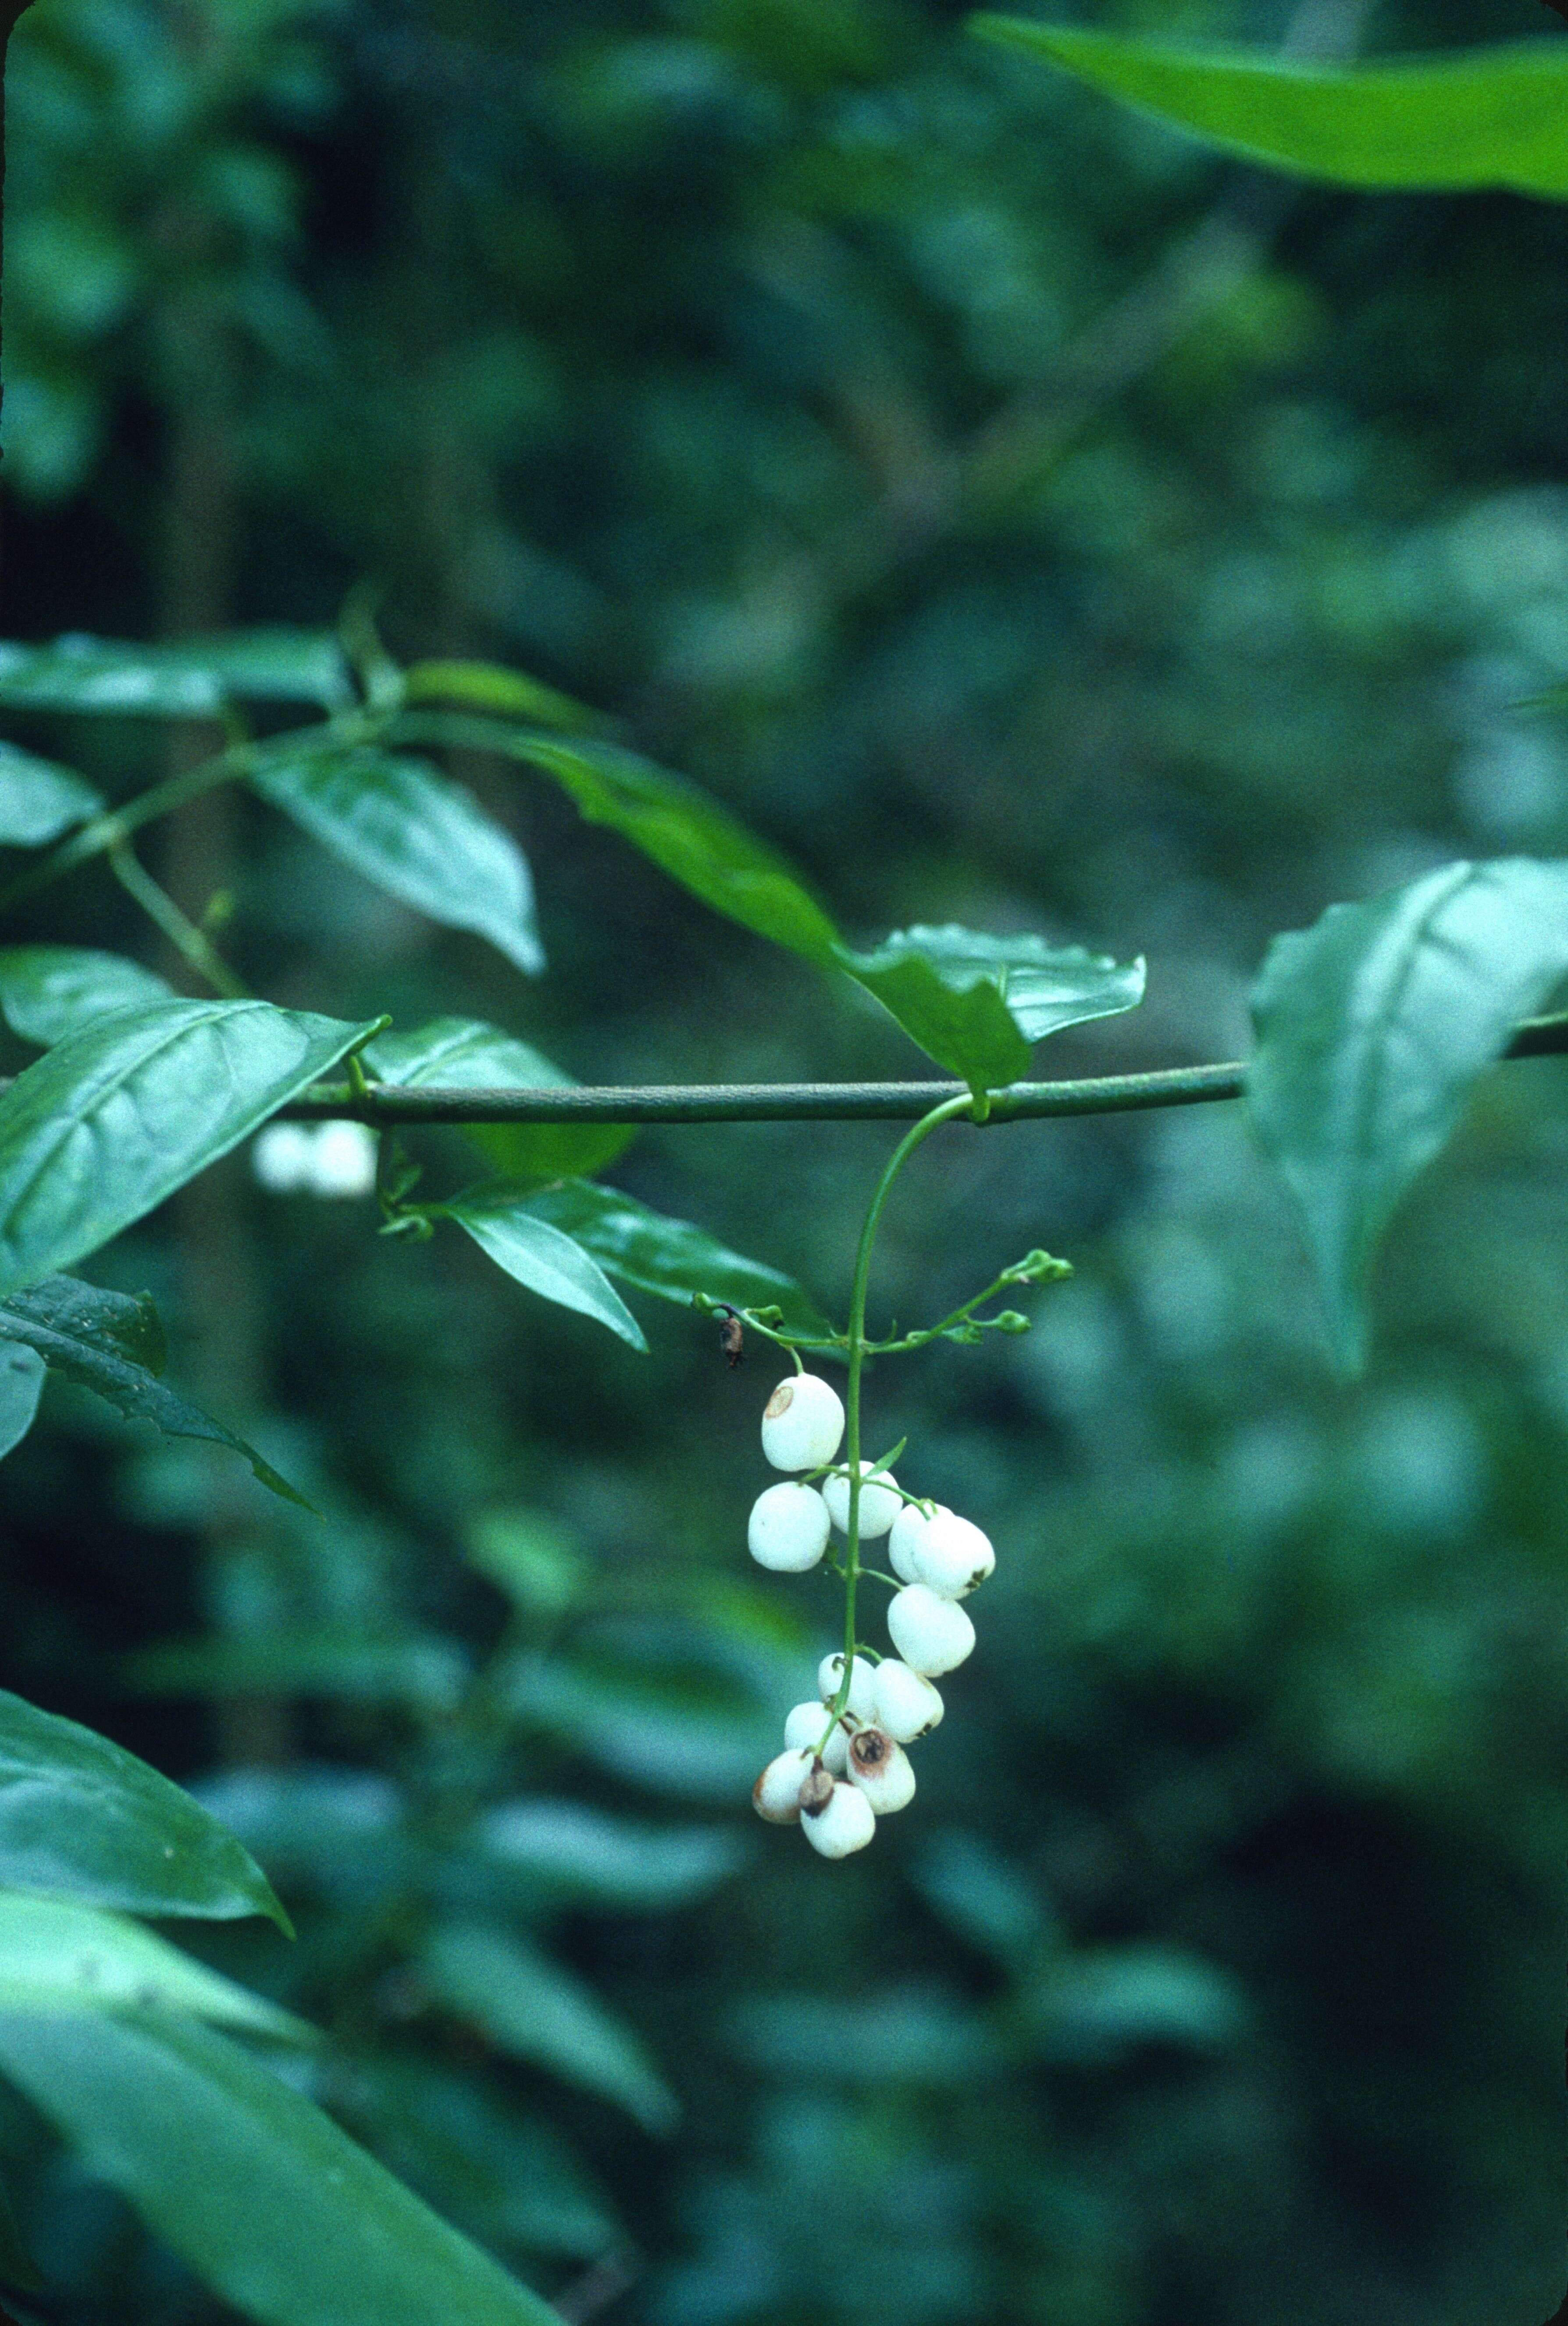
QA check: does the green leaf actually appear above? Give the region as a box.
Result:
[250,746,543,975]
[0,1274,311,1509]
[0,2012,562,2326]
[391,713,1146,1088]
[0,1684,290,1927]
[130,1631,469,1714]
[443,1192,648,1351]
[366,1016,633,1181]
[0,2169,42,2294]
[423,1920,679,2134]
[842,927,1146,1093]
[0,1894,305,2037]
[0,629,351,715]
[1025,1944,1248,2064]
[516,1177,828,1334]
[0,997,380,1298]
[970,21,1568,201]
[472,1800,744,1912]
[0,742,103,846]
[403,660,597,734]
[0,1344,43,1462]
[1248,859,1568,1371]
[0,945,174,1046]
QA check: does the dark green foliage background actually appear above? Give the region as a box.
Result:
[5,0,1568,2318]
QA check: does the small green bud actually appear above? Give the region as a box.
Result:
[994,1310,1030,1334]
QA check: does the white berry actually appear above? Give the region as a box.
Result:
[761,1374,845,1471]
[817,1652,877,1722]
[800,1778,876,1858]
[872,1659,944,1741]
[887,1584,975,1675]
[909,1510,994,1598]
[847,1727,916,1814]
[752,1748,815,1823]
[822,1461,902,1538]
[888,1500,944,1583]
[748,1482,831,1572]
[308,1119,378,1198]
[251,1122,315,1193]
[784,1700,848,1773]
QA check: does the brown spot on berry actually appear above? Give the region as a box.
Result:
[850,1727,891,1773]
[799,1762,835,1815]
[765,1381,794,1419]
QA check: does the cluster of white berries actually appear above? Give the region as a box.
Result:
[252,1119,378,1199]
[746,1371,994,1859]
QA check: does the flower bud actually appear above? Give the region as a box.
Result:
[817,1652,877,1722]
[784,1700,849,1773]
[752,1748,816,1823]
[761,1374,845,1471]
[871,1659,944,1741]
[800,1777,876,1858]
[747,1482,831,1572]
[822,1461,901,1539]
[887,1584,975,1675]
[846,1726,916,1814]
[909,1510,994,1599]
[994,1310,1030,1334]
[888,1500,944,1584]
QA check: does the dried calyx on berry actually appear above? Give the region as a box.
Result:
[847,1725,916,1813]
[800,1776,876,1857]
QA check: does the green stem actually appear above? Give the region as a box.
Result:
[0,745,253,916]
[108,842,249,999]
[828,1091,976,1727]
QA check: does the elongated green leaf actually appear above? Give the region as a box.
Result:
[473,1800,744,1910]
[0,2170,42,2294]
[0,945,174,1046]
[971,21,1568,201]
[0,2012,562,2326]
[423,1921,678,2133]
[1248,858,1568,1370]
[0,1894,305,2036]
[516,1177,827,1333]
[843,927,1146,1092]
[0,630,351,714]
[444,1193,647,1351]
[0,998,379,1298]
[0,1273,310,1507]
[403,660,596,734]
[0,742,103,846]
[0,1684,289,1926]
[250,746,543,975]
[0,1344,43,1461]
[395,714,1145,1088]
[367,1017,633,1181]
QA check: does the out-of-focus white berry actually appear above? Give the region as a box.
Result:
[888,1500,944,1584]
[252,1122,316,1193]
[909,1510,994,1598]
[872,1659,944,1741]
[308,1119,378,1198]
[801,1778,876,1858]
[847,1726,916,1814]
[822,1462,901,1538]
[887,1584,975,1675]
[761,1374,845,1471]
[784,1700,848,1773]
[748,1483,831,1572]
[817,1652,877,1722]
[752,1748,815,1823]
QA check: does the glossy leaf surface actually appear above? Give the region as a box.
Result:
[1248,858,1568,1369]
[250,746,543,974]
[0,1894,303,2035]
[0,630,351,714]
[0,2012,561,2326]
[424,1920,679,2133]
[0,998,378,1297]
[445,1192,647,1350]
[0,1344,43,1462]
[971,21,1568,200]
[367,1016,632,1180]
[518,1177,827,1332]
[0,1684,289,1926]
[0,742,103,846]
[0,945,173,1046]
